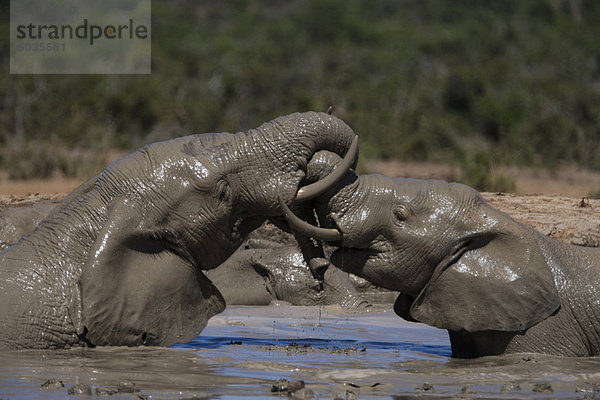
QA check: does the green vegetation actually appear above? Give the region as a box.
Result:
[1,0,600,191]
[459,151,516,193]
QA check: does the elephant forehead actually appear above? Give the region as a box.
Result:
[392,178,479,201]
[428,195,456,219]
[332,175,393,212]
[142,139,218,186]
[284,250,308,268]
[153,156,210,185]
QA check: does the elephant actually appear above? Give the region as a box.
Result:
[282,159,600,358]
[206,239,372,311]
[0,111,358,350]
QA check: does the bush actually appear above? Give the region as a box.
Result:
[2,0,600,180]
[459,151,516,193]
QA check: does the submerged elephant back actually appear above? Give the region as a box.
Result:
[263,247,372,311]
[321,267,372,312]
[0,202,56,251]
[206,250,276,305]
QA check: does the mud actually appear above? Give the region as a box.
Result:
[2,305,600,399]
[481,192,600,247]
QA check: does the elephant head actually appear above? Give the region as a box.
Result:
[74,112,358,346]
[282,167,561,336]
[83,111,358,270]
[206,240,371,311]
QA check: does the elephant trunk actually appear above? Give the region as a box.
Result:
[295,136,358,201]
[324,267,373,313]
[284,111,358,168]
[279,197,343,241]
[278,147,360,243]
[339,296,373,313]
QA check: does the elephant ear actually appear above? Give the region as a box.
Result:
[393,293,417,322]
[76,198,225,347]
[409,231,560,333]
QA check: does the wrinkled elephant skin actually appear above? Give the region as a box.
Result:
[302,171,600,357]
[0,112,357,349]
[206,241,371,311]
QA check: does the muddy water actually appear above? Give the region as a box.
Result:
[1,305,599,399]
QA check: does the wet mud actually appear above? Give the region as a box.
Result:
[2,305,600,399]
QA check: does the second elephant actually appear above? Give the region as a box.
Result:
[284,168,600,357]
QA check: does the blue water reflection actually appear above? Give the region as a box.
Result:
[175,335,451,357]
[173,306,452,362]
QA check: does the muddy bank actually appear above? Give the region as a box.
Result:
[481,192,600,247]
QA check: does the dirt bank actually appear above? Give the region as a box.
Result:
[0,178,82,196]
[482,192,600,247]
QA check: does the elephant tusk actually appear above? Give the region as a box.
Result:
[278,197,343,242]
[295,136,358,202]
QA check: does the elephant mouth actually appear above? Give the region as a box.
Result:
[329,246,385,273]
[331,246,377,262]
[330,247,403,292]
[332,234,390,256]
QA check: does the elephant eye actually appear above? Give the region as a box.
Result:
[216,178,230,202]
[393,206,409,222]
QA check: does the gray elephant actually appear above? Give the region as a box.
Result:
[283,165,600,357]
[0,112,357,350]
[206,239,372,311]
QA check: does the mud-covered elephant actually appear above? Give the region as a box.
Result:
[206,239,372,311]
[0,112,357,350]
[283,163,600,357]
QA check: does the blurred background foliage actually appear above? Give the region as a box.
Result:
[1,0,600,191]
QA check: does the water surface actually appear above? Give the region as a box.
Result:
[1,305,598,399]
